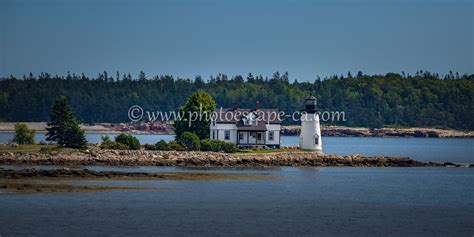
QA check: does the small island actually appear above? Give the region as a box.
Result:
[1,90,471,171]
[2,90,468,170]
[0,145,456,168]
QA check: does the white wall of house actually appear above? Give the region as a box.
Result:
[210,121,281,147]
[237,131,248,144]
[265,124,280,146]
[210,123,237,143]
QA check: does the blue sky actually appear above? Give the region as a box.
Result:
[1,0,472,81]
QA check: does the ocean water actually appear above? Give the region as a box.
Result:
[285,136,474,164]
[1,133,473,236]
[0,167,473,236]
[1,132,472,163]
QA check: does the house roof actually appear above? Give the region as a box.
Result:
[236,120,268,131]
[213,108,282,124]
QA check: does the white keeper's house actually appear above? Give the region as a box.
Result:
[209,102,281,148]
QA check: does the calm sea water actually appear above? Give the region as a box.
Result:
[0,166,473,236]
[1,132,472,163]
[1,133,473,236]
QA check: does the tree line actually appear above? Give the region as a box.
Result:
[0,70,472,129]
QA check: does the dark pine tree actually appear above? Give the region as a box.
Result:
[46,96,87,149]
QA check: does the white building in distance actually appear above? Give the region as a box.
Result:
[210,102,281,149]
[299,95,323,152]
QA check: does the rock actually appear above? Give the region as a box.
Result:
[0,146,454,168]
[444,162,457,167]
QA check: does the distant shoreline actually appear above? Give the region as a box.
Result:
[0,122,472,138]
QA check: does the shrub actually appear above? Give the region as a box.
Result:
[114,133,140,150]
[39,147,54,154]
[101,135,112,143]
[144,144,155,150]
[100,135,129,150]
[144,140,169,151]
[100,141,129,150]
[13,123,35,145]
[154,140,169,150]
[177,132,201,151]
[201,139,221,152]
[99,135,112,149]
[201,139,237,153]
[221,142,237,153]
[167,141,185,151]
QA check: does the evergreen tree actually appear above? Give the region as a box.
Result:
[64,124,87,149]
[138,71,146,81]
[46,96,87,149]
[247,73,255,83]
[194,75,205,88]
[1,71,473,129]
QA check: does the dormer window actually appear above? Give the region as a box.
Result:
[243,113,256,126]
[243,117,252,126]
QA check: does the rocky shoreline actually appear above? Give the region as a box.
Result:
[0,147,463,168]
[0,168,275,193]
[0,168,276,193]
[281,125,474,138]
[1,122,472,138]
[0,168,271,180]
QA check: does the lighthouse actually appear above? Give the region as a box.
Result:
[299,95,322,153]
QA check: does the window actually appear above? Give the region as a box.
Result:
[212,130,216,140]
[243,113,256,126]
[239,132,244,140]
[315,134,319,145]
[250,132,256,139]
[269,131,274,141]
[212,120,216,126]
[224,130,230,140]
[257,132,262,140]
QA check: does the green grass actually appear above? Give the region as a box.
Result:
[0,144,58,152]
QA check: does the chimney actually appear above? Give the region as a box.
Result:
[255,101,260,110]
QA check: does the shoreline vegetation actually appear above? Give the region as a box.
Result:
[2,71,473,130]
[0,146,470,168]
[0,122,472,138]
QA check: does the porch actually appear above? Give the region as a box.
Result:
[236,131,266,147]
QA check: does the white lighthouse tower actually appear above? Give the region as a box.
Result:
[299,95,322,153]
